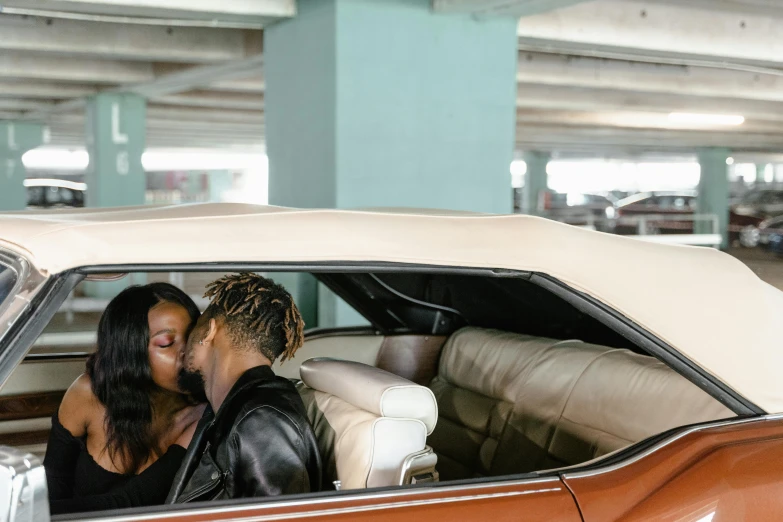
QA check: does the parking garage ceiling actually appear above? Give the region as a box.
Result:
[1,0,783,158]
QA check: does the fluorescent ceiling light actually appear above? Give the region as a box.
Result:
[668,113,745,126]
[22,148,89,171]
[142,149,266,172]
[22,148,267,172]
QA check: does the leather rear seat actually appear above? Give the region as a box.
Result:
[427,327,734,480]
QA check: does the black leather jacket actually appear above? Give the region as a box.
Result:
[166,365,322,503]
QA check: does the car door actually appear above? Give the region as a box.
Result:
[563,416,783,521]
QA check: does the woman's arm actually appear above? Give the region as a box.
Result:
[43,374,94,500]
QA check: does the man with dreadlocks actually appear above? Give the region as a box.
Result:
[166,273,322,503]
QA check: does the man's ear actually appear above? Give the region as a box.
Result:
[204,317,218,344]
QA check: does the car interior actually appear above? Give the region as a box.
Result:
[0,269,737,512]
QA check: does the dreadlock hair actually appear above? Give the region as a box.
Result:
[202,273,305,363]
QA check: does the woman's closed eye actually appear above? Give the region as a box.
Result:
[155,335,176,348]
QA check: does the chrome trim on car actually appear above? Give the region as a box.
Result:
[200,489,564,522]
[83,478,563,522]
[0,248,48,385]
[561,415,772,480]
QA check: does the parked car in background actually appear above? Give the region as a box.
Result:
[25,179,86,209]
[733,189,783,219]
[740,215,783,250]
[769,232,783,256]
[611,191,763,242]
[543,192,617,223]
[513,190,616,225]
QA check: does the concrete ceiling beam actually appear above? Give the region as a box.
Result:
[151,91,264,110]
[433,0,590,17]
[209,76,265,93]
[0,51,154,84]
[46,106,263,125]
[0,0,295,27]
[0,81,97,99]
[517,52,783,103]
[0,14,262,62]
[517,0,783,68]
[647,0,783,18]
[515,124,783,150]
[21,55,264,119]
[0,99,56,112]
[516,83,783,121]
[127,56,264,98]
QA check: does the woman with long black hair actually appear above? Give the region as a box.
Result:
[44,282,206,512]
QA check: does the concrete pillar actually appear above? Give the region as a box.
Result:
[265,0,518,326]
[85,93,146,208]
[84,93,146,298]
[697,148,730,249]
[521,151,550,216]
[186,172,205,201]
[208,170,233,202]
[265,0,517,212]
[755,164,767,186]
[0,122,46,211]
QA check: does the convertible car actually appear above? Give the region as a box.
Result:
[0,204,781,522]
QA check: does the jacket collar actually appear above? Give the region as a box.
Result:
[212,364,276,421]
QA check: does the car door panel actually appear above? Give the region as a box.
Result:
[563,417,783,521]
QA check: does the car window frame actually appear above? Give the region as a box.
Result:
[1,261,764,521]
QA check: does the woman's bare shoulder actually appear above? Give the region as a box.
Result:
[58,373,100,437]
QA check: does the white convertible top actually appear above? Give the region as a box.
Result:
[1,203,781,413]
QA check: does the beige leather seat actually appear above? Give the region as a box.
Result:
[297,358,439,490]
[427,327,734,480]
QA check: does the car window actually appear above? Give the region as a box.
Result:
[742,192,765,204]
[27,187,45,207]
[56,188,74,204]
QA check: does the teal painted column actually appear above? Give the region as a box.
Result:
[265,0,518,326]
[187,172,205,201]
[522,151,550,216]
[84,93,147,298]
[273,273,319,331]
[85,93,146,208]
[697,148,730,249]
[265,0,518,212]
[0,122,46,211]
[756,164,768,185]
[208,171,234,202]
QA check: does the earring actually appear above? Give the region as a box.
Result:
[199,340,204,345]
